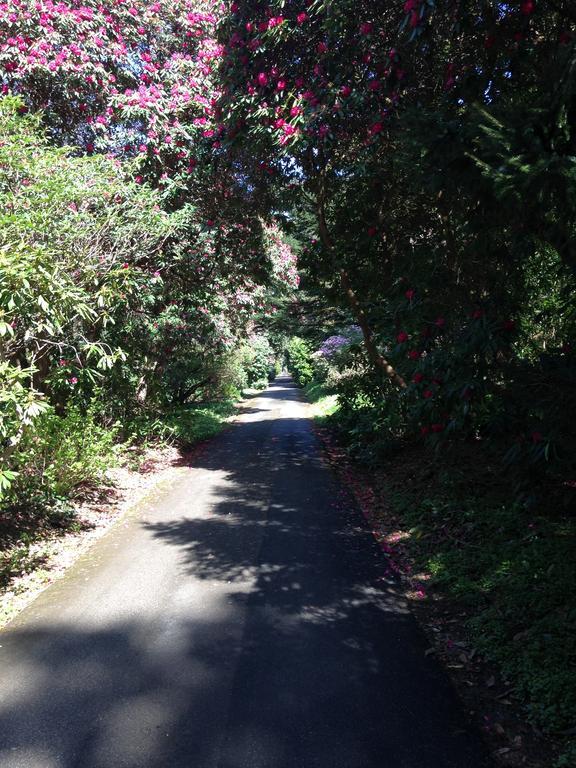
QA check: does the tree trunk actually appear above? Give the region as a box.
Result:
[315,196,406,389]
[338,269,407,389]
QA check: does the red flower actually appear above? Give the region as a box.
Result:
[503,319,516,331]
[413,372,424,383]
[521,0,535,15]
[405,289,415,300]
[423,389,433,399]
[431,423,444,433]
[420,426,430,436]
[408,350,421,360]
[340,85,352,98]
[360,22,373,35]
[409,10,420,28]
[122,262,129,269]
[397,331,409,343]
[471,308,484,320]
[297,12,307,24]
[367,226,378,237]
[317,41,328,54]
[257,72,268,87]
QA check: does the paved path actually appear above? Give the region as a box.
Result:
[0,377,490,768]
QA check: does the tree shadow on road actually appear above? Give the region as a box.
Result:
[0,379,491,768]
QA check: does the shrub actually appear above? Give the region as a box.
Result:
[286,336,314,386]
[241,334,276,387]
[9,406,119,502]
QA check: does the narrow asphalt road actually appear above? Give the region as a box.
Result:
[0,377,490,768]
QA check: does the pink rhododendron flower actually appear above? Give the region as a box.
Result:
[521,0,535,14]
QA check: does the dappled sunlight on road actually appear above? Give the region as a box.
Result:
[0,376,489,768]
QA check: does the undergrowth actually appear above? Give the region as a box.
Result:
[391,472,575,737]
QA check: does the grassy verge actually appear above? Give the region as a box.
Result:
[126,400,238,449]
[303,381,339,420]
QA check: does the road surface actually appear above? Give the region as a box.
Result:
[0,376,490,768]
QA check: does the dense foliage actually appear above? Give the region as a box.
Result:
[218,0,576,503]
[0,95,296,504]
